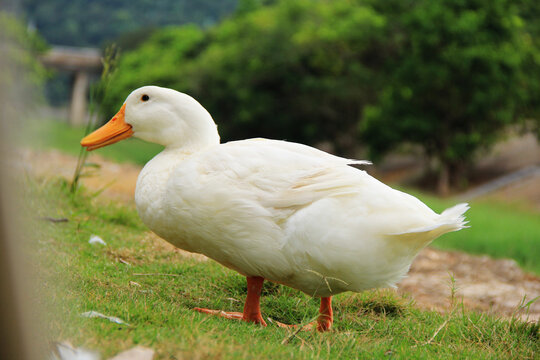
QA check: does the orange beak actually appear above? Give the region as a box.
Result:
[80,104,133,151]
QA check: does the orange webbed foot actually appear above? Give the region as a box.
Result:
[193,307,267,326]
[269,296,333,332]
[193,307,243,319]
[193,276,268,327]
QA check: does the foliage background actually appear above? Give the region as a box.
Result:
[95,0,540,193]
[5,0,540,193]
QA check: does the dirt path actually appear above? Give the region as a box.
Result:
[20,148,540,322]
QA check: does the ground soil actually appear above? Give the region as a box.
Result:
[19,148,540,322]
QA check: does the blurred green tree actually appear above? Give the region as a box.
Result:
[101,25,206,118]
[361,0,540,194]
[187,0,388,152]
[105,0,386,153]
[515,0,540,139]
[102,0,539,194]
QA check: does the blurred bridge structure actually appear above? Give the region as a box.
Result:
[40,46,102,126]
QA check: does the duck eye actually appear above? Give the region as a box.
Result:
[141,94,150,102]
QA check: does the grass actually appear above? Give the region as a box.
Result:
[407,191,540,275]
[26,177,539,359]
[23,118,540,275]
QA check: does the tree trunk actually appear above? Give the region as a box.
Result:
[437,162,450,197]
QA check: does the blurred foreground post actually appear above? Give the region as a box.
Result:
[0,13,46,360]
[0,186,37,360]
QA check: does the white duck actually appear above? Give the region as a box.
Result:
[81,86,469,331]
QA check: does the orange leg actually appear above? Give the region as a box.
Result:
[194,276,267,326]
[317,296,333,331]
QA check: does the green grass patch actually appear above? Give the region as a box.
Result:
[408,191,540,275]
[22,118,163,165]
[28,177,539,359]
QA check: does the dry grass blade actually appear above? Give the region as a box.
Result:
[70,45,120,193]
[133,273,182,277]
[425,318,450,345]
[276,315,318,345]
[306,269,349,294]
[39,217,69,223]
[416,273,460,347]
[281,324,306,345]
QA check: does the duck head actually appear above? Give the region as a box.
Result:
[81,86,220,151]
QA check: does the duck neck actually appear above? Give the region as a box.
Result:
[165,132,219,155]
[164,116,220,154]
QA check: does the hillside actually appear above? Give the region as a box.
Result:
[21,0,238,47]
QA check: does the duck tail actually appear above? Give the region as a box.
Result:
[390,203,470,242]
[439,203,470,232]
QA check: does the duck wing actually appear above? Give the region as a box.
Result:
[179,138,466,238]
